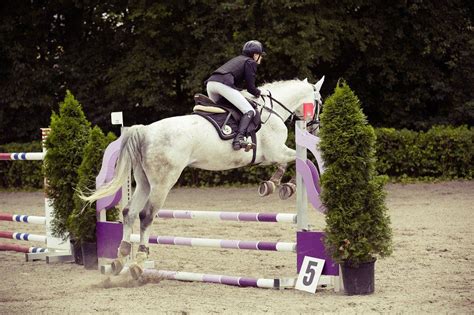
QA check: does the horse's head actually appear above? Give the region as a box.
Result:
[290,76,325,122]
[244,77,325,123]
[299,76,325,119]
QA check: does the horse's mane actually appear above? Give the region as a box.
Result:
[238,79,313,110]
[260,79,306,90]
[258,79,313,107]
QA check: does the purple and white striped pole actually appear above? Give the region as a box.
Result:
[143,269,294,289]
[156,209,296,223]
[130,234,296,252]
[100,264,295,289]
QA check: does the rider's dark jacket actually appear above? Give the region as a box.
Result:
[206,55,261,97]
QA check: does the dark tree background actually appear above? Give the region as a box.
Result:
[1,0,472,143]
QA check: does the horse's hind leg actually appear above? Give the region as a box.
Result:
[112,169,150,275]
[129,165,185,280]
[111,204,136,275]
[128,200,153,280]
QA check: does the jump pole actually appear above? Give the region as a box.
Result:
[0,243,48,253]
[156,209,296,223]
[0,128,73,262]
[95,111,341,291]
[102,263,296,289]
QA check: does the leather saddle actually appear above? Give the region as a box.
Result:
[192,94,262,141]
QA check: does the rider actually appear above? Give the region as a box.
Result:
[206,40,268,150]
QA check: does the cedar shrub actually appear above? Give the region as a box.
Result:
[69,126,119,243]
[44,90,91,239]
[320,81,392,265]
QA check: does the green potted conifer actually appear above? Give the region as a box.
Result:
[69,126,119,269]
[44,90,91,263]
[319,81,393,295]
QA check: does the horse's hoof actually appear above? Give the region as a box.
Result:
[258,181,276,197]
[129,263,143,280]
[111,259,124,275]
[279,182,296,200]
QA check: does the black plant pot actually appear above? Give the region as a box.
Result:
[81,241,98,270]
[71,239,83,265]
[341,259,376,295]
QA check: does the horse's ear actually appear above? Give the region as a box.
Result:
[314,75,325,91]
[303,78,308,83]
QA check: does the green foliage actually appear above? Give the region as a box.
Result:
[375,125,474,179]
[320,82,392,265]
[0,1,58,144]
[1,1,472,144]
[0,141,43,189]
[44,90,91,239]
[1,124,471,189]
[69,127,119,243]
[341,1,474,129]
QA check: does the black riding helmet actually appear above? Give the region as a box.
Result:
[242,40,266,57]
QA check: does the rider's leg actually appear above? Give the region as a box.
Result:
[206,81,256,150]
[233,110,255,150]
[206,82,222,103]
[206,81,255,114]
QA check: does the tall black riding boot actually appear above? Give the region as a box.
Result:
[232,111,255,151]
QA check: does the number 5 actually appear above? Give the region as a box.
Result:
[296,257,325,293]
[303,261,319,285]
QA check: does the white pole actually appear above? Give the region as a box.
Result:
[296,120,309,231]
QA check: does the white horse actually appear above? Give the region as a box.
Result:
[81,77,325,279]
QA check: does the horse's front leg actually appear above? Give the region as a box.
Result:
[266,145,298,200]
[258,163,288,197]
[279,176,296,200]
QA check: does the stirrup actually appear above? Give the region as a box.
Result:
[233,139,255,151]
[242,141,255,152]
[244,142,256,152]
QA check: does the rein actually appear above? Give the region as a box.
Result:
[257,92,300,124]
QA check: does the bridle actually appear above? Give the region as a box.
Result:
[258,91,295,124]
[257,88,323,132]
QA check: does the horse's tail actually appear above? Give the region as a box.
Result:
[80,125,144,203]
